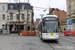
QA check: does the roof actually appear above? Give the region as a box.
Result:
[37,15,58,26]
[43,15,58,18]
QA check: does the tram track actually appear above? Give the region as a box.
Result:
[48,43,55,50]
[47,41,68,50]
[60,36,75,43]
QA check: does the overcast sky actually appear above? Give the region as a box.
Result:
[0,0,66,22]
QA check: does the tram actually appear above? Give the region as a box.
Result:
[36,15,60,40]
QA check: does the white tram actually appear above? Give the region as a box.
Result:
[36,15,60,40]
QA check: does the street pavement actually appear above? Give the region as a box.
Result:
[60,33,75,41]
[0,33,75,50]
[0,34,52,50]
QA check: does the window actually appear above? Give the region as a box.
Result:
[2,6,5,11]
[22,5,24,10]
[16,14,19,20]
[21,14,24,20]
[10,14,13,20]
[2,14,5,20]
[72,19,75,23]
[10,5,13,10]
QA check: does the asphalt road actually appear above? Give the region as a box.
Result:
[18,38,75,50]
[18,34,75,50]
[0,33,75,50]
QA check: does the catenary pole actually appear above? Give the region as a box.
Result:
[69,0,71,36]
[18,0,20,36]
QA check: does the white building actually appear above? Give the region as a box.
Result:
[0,3,34,31]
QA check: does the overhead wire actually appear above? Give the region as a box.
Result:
[33,0,51,11]
[33,8,49,11]
[33,6,49,9]
[60,4,66,11]
[47,0,51,7]
[44,0,51,12]
[60,5,66,9]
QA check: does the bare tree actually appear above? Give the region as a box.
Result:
[13,0,20,36]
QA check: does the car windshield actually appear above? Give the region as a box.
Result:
[42,21,58,33]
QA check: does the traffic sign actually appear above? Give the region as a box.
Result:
[69,25,72,29]
[68,20,72,25]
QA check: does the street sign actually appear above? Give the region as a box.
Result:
[7,15,9,17]
[69,25,72,29]
[68,20,72,25]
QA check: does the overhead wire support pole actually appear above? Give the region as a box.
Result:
[26,0,29,36]
[69,0,71,36]
[18,0,20,36]
[69,0,71,20]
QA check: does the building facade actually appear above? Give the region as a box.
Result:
[49,8,67,32]
[0,3,34,31]
[66,0,75,30]
[34,18,40,29]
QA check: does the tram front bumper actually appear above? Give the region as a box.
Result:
[42,37,59,40]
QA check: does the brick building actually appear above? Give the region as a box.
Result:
[49,8,67,32]
[34,18,40,30]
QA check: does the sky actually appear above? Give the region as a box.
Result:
[0,0,66,22]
